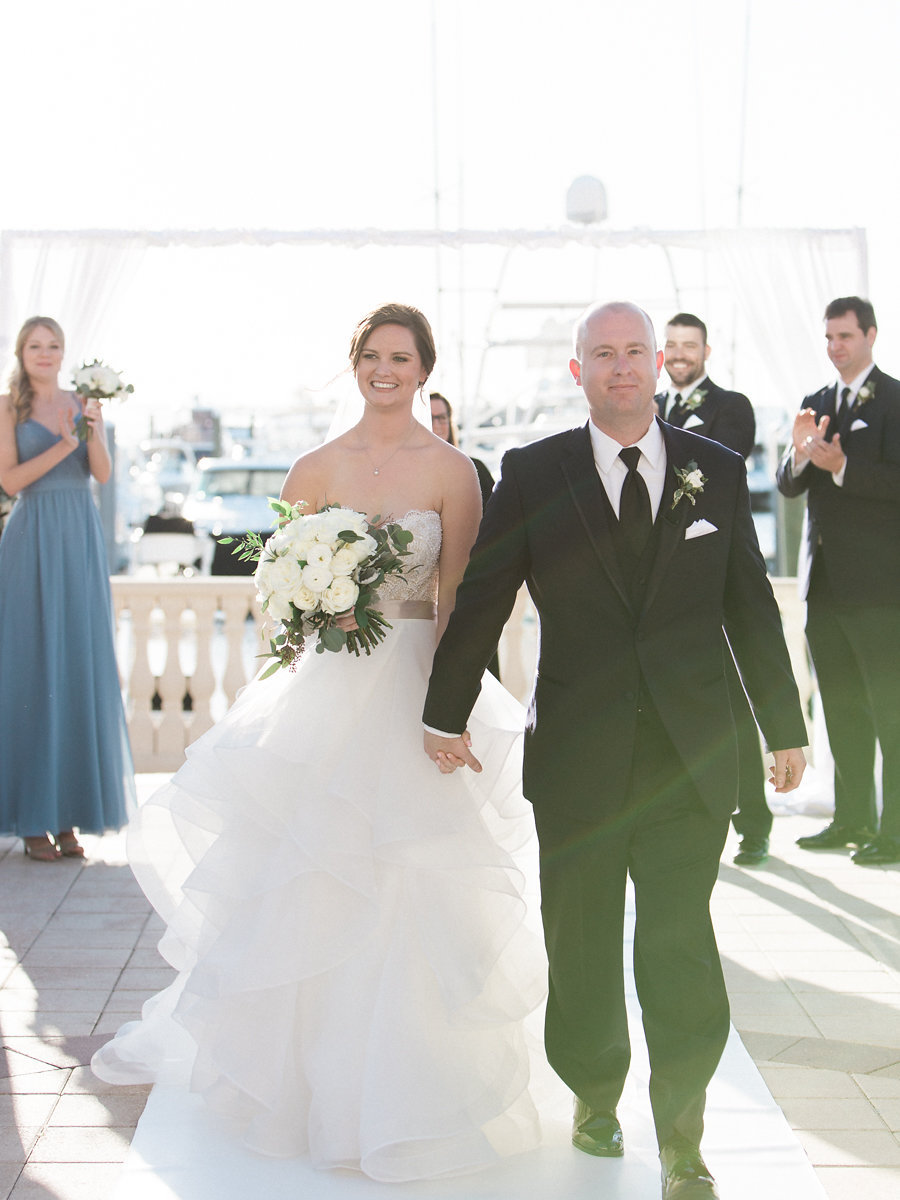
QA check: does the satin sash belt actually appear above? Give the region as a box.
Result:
[376,600,436,621]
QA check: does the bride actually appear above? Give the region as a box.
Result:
[92,303,545,1182]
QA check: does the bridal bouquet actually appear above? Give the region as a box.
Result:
[223,502,414,674]
[72,360,134,440]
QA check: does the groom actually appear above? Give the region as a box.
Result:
[423,302,807,1199]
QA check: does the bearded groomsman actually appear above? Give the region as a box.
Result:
[657,313,771,866]
[776,296,900,865]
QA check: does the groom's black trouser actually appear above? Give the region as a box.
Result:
[533,701,731,1149]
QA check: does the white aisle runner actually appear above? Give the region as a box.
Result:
[112,901,827,1200]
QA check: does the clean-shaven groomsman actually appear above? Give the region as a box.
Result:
[777,296,900,865]
[424,301,807,1200]
[656,313,771,866]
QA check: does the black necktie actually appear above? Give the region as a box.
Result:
[618,447,652,561]
[673,392,683,409]
[828,386,851,441]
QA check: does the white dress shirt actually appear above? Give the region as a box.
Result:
[665,374,708,414]
[588,416,667,520]
[425,418,669,739]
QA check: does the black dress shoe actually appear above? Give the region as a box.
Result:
[660,1139,719,1199]
[572,1098,624,1157]
[733,835,769,865]
[796,822,875,850]
[851,835,900,865]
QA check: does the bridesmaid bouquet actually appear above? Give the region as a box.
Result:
[72,360,134,440]
[223,502,414,673]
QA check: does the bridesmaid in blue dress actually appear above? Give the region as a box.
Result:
[0,316,135,860]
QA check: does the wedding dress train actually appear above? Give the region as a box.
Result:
[93,510,546,1182]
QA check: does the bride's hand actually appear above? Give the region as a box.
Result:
[424,731,483,774]
[336,612,359,632]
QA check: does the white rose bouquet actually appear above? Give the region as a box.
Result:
[72,359,134,441]
[222,501,414,675]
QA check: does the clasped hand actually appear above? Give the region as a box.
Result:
[423,730,483,775]
[792,408,845,474]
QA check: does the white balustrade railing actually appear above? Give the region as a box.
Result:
[110,576,811,773]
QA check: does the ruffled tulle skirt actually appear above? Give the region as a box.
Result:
[92,619,546,1181]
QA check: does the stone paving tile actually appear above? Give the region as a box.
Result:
[854,1073,900,1099]
[0,990,111,1015]
[8,1162,123,1200]
[795,1129,900,1167]
[0,1097,58,1128]
[0,1129,39,1165]
[0,1070,69,1097]
[49,1093,147,1128]
[0,1162,20,1200]
[28,1125,134,1163]
[814,1166,900,1200]
[63,1067,149,1098]
[0,1015,99,1038]
[873,1100,900,1133]
[758,1065,866,1099]
[778,1097,889,1131]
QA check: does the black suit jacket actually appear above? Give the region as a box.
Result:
[657,378,756,459]
[425,419,807,823]
[775,365,900,605]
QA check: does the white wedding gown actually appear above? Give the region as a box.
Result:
[92,510,546,1182]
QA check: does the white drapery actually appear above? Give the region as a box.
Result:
[0,225,867,424]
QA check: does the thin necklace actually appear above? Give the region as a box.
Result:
[361,419,418,476]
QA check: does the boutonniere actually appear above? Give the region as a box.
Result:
[680,388,707,412]
[672,461,707,509]
[855,379,876,407]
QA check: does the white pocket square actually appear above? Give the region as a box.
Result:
[850,418,868,432]
[685,519,718,541]
[683,413,704,429]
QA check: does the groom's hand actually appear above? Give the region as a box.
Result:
[768,748,807,793]
[424,731,483,774]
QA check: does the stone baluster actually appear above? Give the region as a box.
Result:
[155,588,188,762]
[188,589,219,739]
[125,588,159,771]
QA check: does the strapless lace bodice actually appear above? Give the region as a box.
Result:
[378,509,441,603]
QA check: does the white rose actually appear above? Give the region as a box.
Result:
[330,547,359,576]
[301,563,333,592]
[73,366,93,389]
[347,532,378,564]
[96,366,122,394]
[304,542,334,568]
[686,470,704,489]
[292,584,319,611]
[265,593,294,623]
[319,576,359,615]
[258,555,305,602]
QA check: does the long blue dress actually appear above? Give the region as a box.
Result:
[0,419,135,837]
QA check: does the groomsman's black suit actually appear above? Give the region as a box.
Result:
[425,418,807,1148]
[657,378,770,844]
[776,365,900,840]
[656,377,755,459]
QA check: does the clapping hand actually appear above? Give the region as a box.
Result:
[424,730,483,775]
[56,406,79,450]
[792,408,846,474]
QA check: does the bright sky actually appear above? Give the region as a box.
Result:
[1,0,898,442]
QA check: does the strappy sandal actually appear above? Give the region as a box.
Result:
[24,835,62,862]
[56,831,86,858]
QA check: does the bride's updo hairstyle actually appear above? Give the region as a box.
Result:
[8,316,66,425]
[349,303,436,381]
